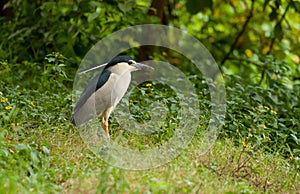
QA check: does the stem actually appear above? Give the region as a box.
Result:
[266,1,291,55]
[220,0,255,66]
[259,1,291,85]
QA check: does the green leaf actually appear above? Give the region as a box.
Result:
[8,106,20,122]
[47,57,56,63]
[291,134,299,145]
[89,1,102,7]
[42,146,50,156]
[30,150,40,163]
[1,148,9,157]
[186,0,213,15]
[118,0,135,13]
[88,11,100,22]
[15,143,29,151]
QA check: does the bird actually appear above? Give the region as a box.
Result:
[71,55,153,139]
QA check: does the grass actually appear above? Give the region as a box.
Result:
[60,137,300,193]
[1,119,299,193]
[0,57,299,193]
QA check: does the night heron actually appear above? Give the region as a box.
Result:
[71,55,153,139]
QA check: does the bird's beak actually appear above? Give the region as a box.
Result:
[132,63,154,72]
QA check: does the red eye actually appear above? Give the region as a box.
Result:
[128,60,137,65]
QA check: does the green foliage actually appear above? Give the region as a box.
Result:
[0,56,73,193]
[0,0,300,192]
[0,54,72,129]
[0,0,156,63]
[130,81,180,123]
[0,131,61,193]
[224,73,300,164]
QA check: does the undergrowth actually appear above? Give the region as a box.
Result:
[0,55,299,193]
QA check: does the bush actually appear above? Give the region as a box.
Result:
[223,72,300,167]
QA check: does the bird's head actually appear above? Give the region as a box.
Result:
[105,55,154,73]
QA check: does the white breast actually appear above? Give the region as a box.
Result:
[94,71,131,115]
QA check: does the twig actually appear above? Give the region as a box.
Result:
[259,1,291,85]
[227,56,262,67]
[138,0,168,61]
[266,1,291,55]
[220,0,255,66]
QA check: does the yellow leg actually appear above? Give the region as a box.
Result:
[101,117,110,139]
[100,107,114,139]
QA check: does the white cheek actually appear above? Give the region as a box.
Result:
[129,65,138,71]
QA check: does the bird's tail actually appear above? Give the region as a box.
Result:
[70,115,76,126]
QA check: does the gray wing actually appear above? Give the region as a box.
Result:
[71,69,111,125]
[73,69,111,112]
